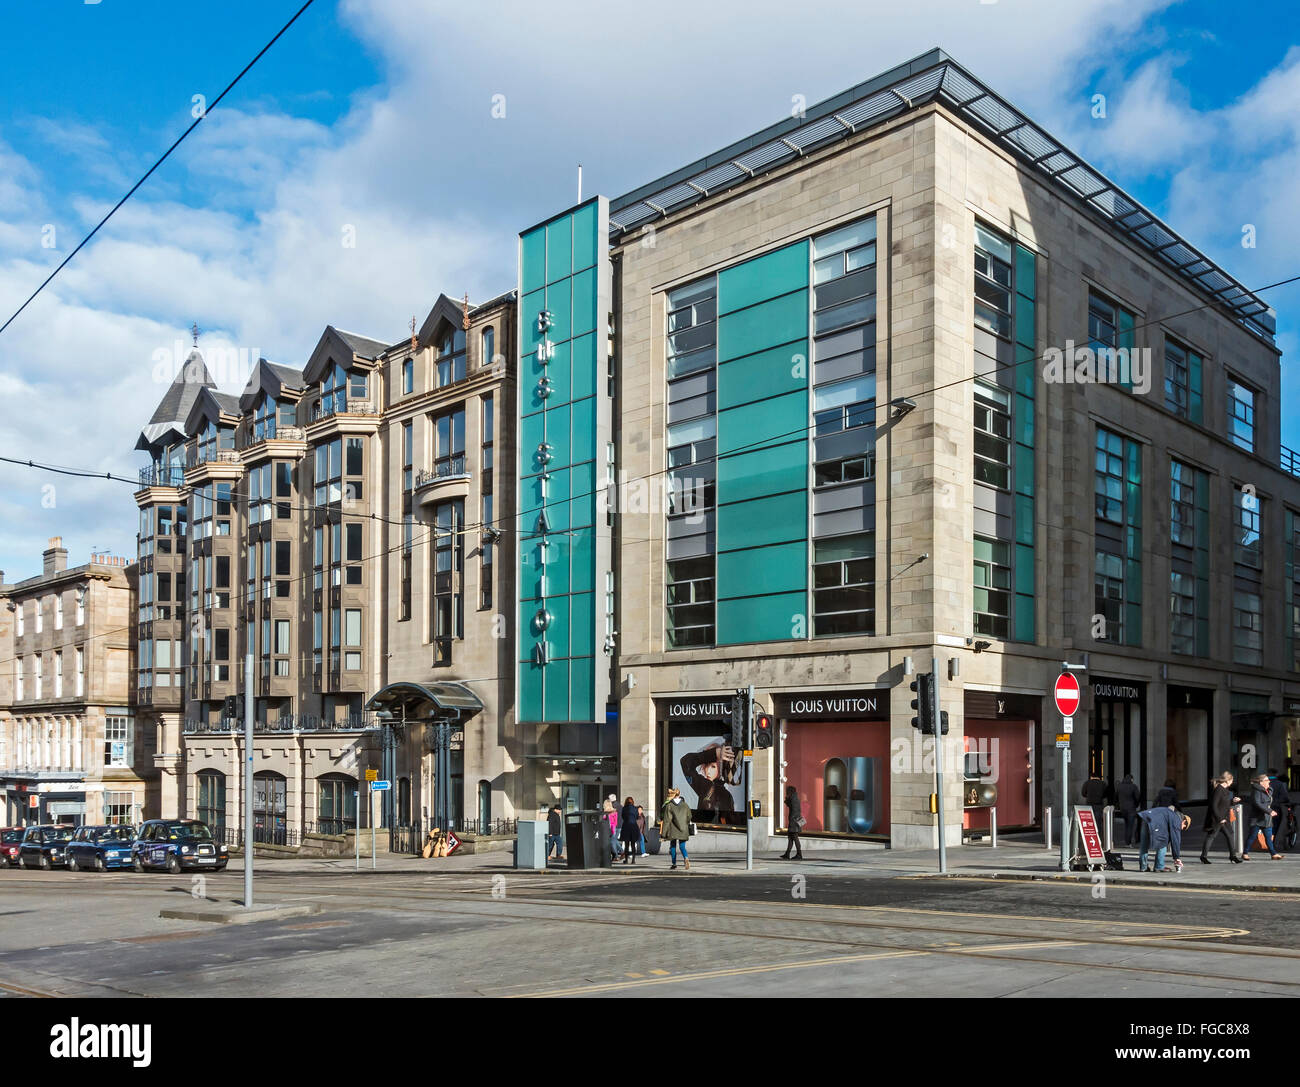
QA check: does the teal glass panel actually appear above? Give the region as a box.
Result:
[521,230,546,294]
[716,541,806,599]
[1014,295,1035,349]
[569,657,595,721]
[717,241,809,315]
[717,445,806,505]
[1125,559,1142,604]
[717,291,808,362]
[1014,495,1034,545]
[1125,603,1142,647]
[718,389,806,454]
[521,288,546,357]
[1125,525,1141,561]
[520,412,547,467]
[1014,343,1036,397]
[716,591,807,645]
[546,276,572,343]
[1195,615,1209,657]
[570,592,595,656]
[572,202,598,271]
[543,661,570,722]
[717,491,806,551]
[716,341,811,411]
[570,527,594,593]
[1188,352,1203,425]
[572,267,597,337]
[1014,445,1034,497]
[571,396,596,449]
[1014,245,1036,302]
[570,333,596,401]
[1014,394,1034,447]
[545,217,572,284]
[518,670,544,722]
[1015,594,1035,643]
[528,339,572,412]
[1118,308,1135,350]
[1014,544,1035,594]
[517,543,545,600]
[1125,440,1141,484]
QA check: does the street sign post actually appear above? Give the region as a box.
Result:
[1056,667,1085,872]
[370,780,391,791]
[1054,673,1081,717]
[445,830,461,855]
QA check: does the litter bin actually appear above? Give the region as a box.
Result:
[565,810,612,869]
[515,819,547,870]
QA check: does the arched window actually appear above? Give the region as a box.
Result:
[398,776,411,825]
[253,771,287,845]
[317,773,358,835]
[196,770,226,833]
[481,326,495,370]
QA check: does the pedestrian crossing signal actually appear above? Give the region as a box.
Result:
[754,712,774,749]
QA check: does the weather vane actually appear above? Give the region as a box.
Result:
[462,294,470,331]
[409,316,418,353]
[191,322,200,347]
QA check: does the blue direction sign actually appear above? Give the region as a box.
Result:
[370,780,391,791]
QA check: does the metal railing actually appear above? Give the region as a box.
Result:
[183,712,379,735]
[453,817,517,837]
[312,398,376,422]
[186,448,241,468]
[237,421,307,449]
[1282,443,1300,479]
[138,464,186,488]
[414,454,469,489]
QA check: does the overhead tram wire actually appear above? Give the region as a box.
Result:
[4,266,1297,545]
[0,0,318,338]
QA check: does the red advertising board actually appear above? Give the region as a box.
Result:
[1074,806,1105,863]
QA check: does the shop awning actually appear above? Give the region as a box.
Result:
[366,681,483,721]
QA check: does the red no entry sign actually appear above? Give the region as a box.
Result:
[1054,672,1081,717]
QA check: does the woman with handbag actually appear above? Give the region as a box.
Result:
[660,787,692,870]
[780,785,804,860]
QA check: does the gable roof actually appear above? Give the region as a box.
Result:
[183,386,241,436]
[239,358,306,412]
[303,325,386,385]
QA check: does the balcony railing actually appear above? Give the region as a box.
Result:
[1282,443,1300,479]
[311,398,376,422]
[186,448,241,469]
[237,421,307,449]
[138,464,186,488]
[414,454,469,489]
[183,711,379,735]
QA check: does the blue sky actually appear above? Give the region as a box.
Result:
[0,0,1297,574]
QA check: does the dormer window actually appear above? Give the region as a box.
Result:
[253,394,278,441]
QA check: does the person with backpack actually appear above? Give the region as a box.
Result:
[1242,774,1283,860]
[1115,774,1142,846]
[660,787,692,870]
[779,785,804,860]
[1200,772,1243,864]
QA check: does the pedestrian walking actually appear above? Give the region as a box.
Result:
[1242,774,1283,860]
[546,802,564,862]
[602,797,620,862]
[1268,769,1293,852]
[660,787,692,870]
[618,796,640,864]
[1154,778,1179,809]
[1137,805,1191,872]
[636,805,648,857]
[1115,774,1142,846]
[1080,771,1111,830]
[1199,772,1242,864]
[779,785,803,860]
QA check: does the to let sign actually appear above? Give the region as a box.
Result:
[1054,672,1081,718]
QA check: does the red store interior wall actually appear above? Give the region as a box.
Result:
[782,720,891,835]
[962,719,1033,830]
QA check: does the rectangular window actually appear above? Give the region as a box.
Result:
[345,609,361,647]
[16,604,23,638]
[403,422,413,492]
[76,647,84,695]
[974,380,1012,490]
[35,602,42,634]
[812,374,875,436]
[1233,589,1262,666]
[1170,460,1196,548]
[813,533,875,637]
[1234,488,1262,570]
[666,279,717,379]
[215,628,230,661]
[34,654,41,699]
[1095,550,1125,644]
[1164,339,1190,417]
[275,619,290,655]
[402,358,413,395]
[974,225,1013,339]
[349,372,368,399]
[666,557,714,648]
[437,331,467,387]
[1227,377,1256,452]
[15,657,22,701]
[1170,570,1196,656]
[54,651,62,697]
[104,714,132,768]
[1094,428,1125,523]
[55,596,63,630]
[973,535,1012,639]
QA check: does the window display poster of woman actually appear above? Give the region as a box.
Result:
[673,735,745,825]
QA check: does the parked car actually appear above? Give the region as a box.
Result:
[17,825,75,869]
[0,828,23,868]
[131,820,228,873]
[66,825,137,872]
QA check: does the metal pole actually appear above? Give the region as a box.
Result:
[990,806,998,848]
[370,783,375,870]
[1059,741,1070,872]
[243,653,254,909]
[1103,804,1114,852]
[354,790,360,870]
[1044,805,1053,849]
[745,684,754,872]
[932,657,946,874]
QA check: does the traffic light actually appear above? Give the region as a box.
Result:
[753,712,774,749]
[730,692,746,748]
[910,673,933,734]
[223,695,245,722]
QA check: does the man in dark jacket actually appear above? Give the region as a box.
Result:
[1154,779,1179,809]
[1137,806,1190,872]
[779,785,803,860]
[1200,773,1242,864]
[1115,774,1142,846]
[1080,773,1111,832]
[546,803,564,862]
[1242,775,1281,859]
[1269,770,1293,852]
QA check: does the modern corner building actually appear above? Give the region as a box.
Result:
[123,48,1299,849]
[133,294,517,841]
[0,539,151,825]
[593,48,1299,848]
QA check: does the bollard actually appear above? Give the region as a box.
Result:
[1103,804,1115,852]
[1233,803,1244,856]
[990,807,998,848]
[1044,805,1053,849]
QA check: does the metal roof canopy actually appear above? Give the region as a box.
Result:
[366,681,483,721]
[608,48,1275,343]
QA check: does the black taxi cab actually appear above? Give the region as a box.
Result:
[131,819,228,873]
